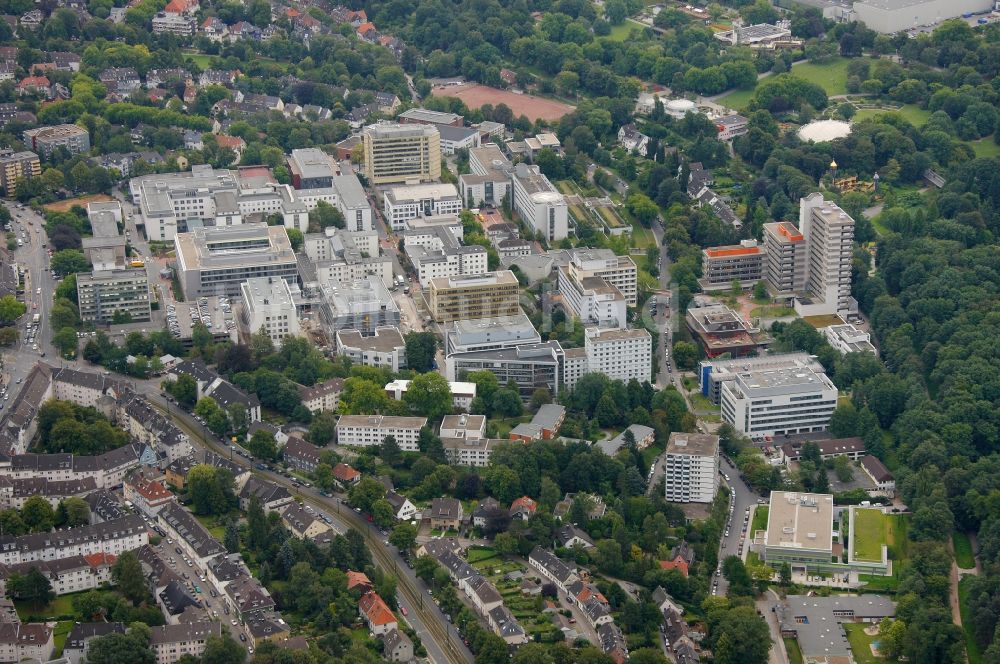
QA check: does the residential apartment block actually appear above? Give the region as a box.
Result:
[558,268,627,329]
[150,622,221,664]
[296,378,344,414]
[23,124,90,158]
[174,224,298,299]
[362,123,441,185]
[0,515,147,565]
[382,182,462,230]
[720,367,838,440]
[428,271,520,323]
[0,150,39,196]
[664,432,720,503]
[335,327,407,371]
[335,415,427,451]
[76,268,151,324]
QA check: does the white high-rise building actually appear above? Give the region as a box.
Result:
[664,432,720,503]
[584,327,652,384]
[795,193,857,317]
[720,367,838,440]
[510,163,568,242]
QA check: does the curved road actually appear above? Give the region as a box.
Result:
[141,388,473,664]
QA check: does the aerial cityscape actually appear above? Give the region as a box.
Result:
[0,0,995,663]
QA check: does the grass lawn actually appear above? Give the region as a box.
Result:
[852,508,888,562]
[718,87,755,111]
[466,546,498,564]
[630,220,656,248]
[854,104,932,127]
[953,532,976,569]
[606,21,645,41]
[789,58,853,96]
[53,620,74,656]
[959,576,984,664]
[751,506,769,535]
[844,623,886,664]
[182,52,215,68]
[195,514,226,541]
[784,637,805,664]
[969,137,1000,158]
[15,594,76,621]
[689,393,717,413]
[641,441,664,470]
[749,305,795,318]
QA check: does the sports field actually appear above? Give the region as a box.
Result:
[852,508,888,562]
[431,84,575,122]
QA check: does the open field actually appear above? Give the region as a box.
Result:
[790,58,853,96]
[852,508,887,562]
[15,594,76,621]
[718,87,755,112]
[607,20,647,41]
[183,52,214,68]
[720,58,858,111]
[953,532,976,569]
[970,137,1000,158]
[431,84,575,122]
[42,194,114,213]
[853,104,932,127]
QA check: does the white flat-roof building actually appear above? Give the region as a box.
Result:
[510,163,568,242]
[404,225,488,287]
[563,248,638,307]
[822,323,876,355]
[385,379,477,411]
[336,415,427,451]
[238,276,301,348]
[437,125,481,155]
[174,224,298,299]
[698,352,824,404]
[304,227,393,287]
[288,148,338,189]
[319,277,400,336]
[558,268,627,329]
[850,0,991,33]
[795,194,857,318]
[584,327,652,384]
[331,171,373,232]
[664,432,719,503]
[383,182,462,230]
[720,367,838,440]
[763,491,834,572]
[461,144,512,209]
[336,326,407,372]
[444,313,539,355]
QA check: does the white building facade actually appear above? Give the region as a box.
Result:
[720,367,839,440]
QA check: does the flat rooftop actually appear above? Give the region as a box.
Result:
[364,123,439,139]
[585,327,650,343]
[242,276,294,308]
[336,326,405,352]
[289,148,337,179]
[764,221,804,243]
[735,367,835,395]
[386,182,459,203]
[766,491,834,553]
[431,270,517,290]
[512,163,560,198]
[666,432,719,457]
[398,108,462,124]
[447,313,539,347]
[331,172,368,208]
[175,224,294,271]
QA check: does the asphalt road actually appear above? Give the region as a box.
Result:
[714,454,761,596]
[2,201,57,389]
[140,387,473,664]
